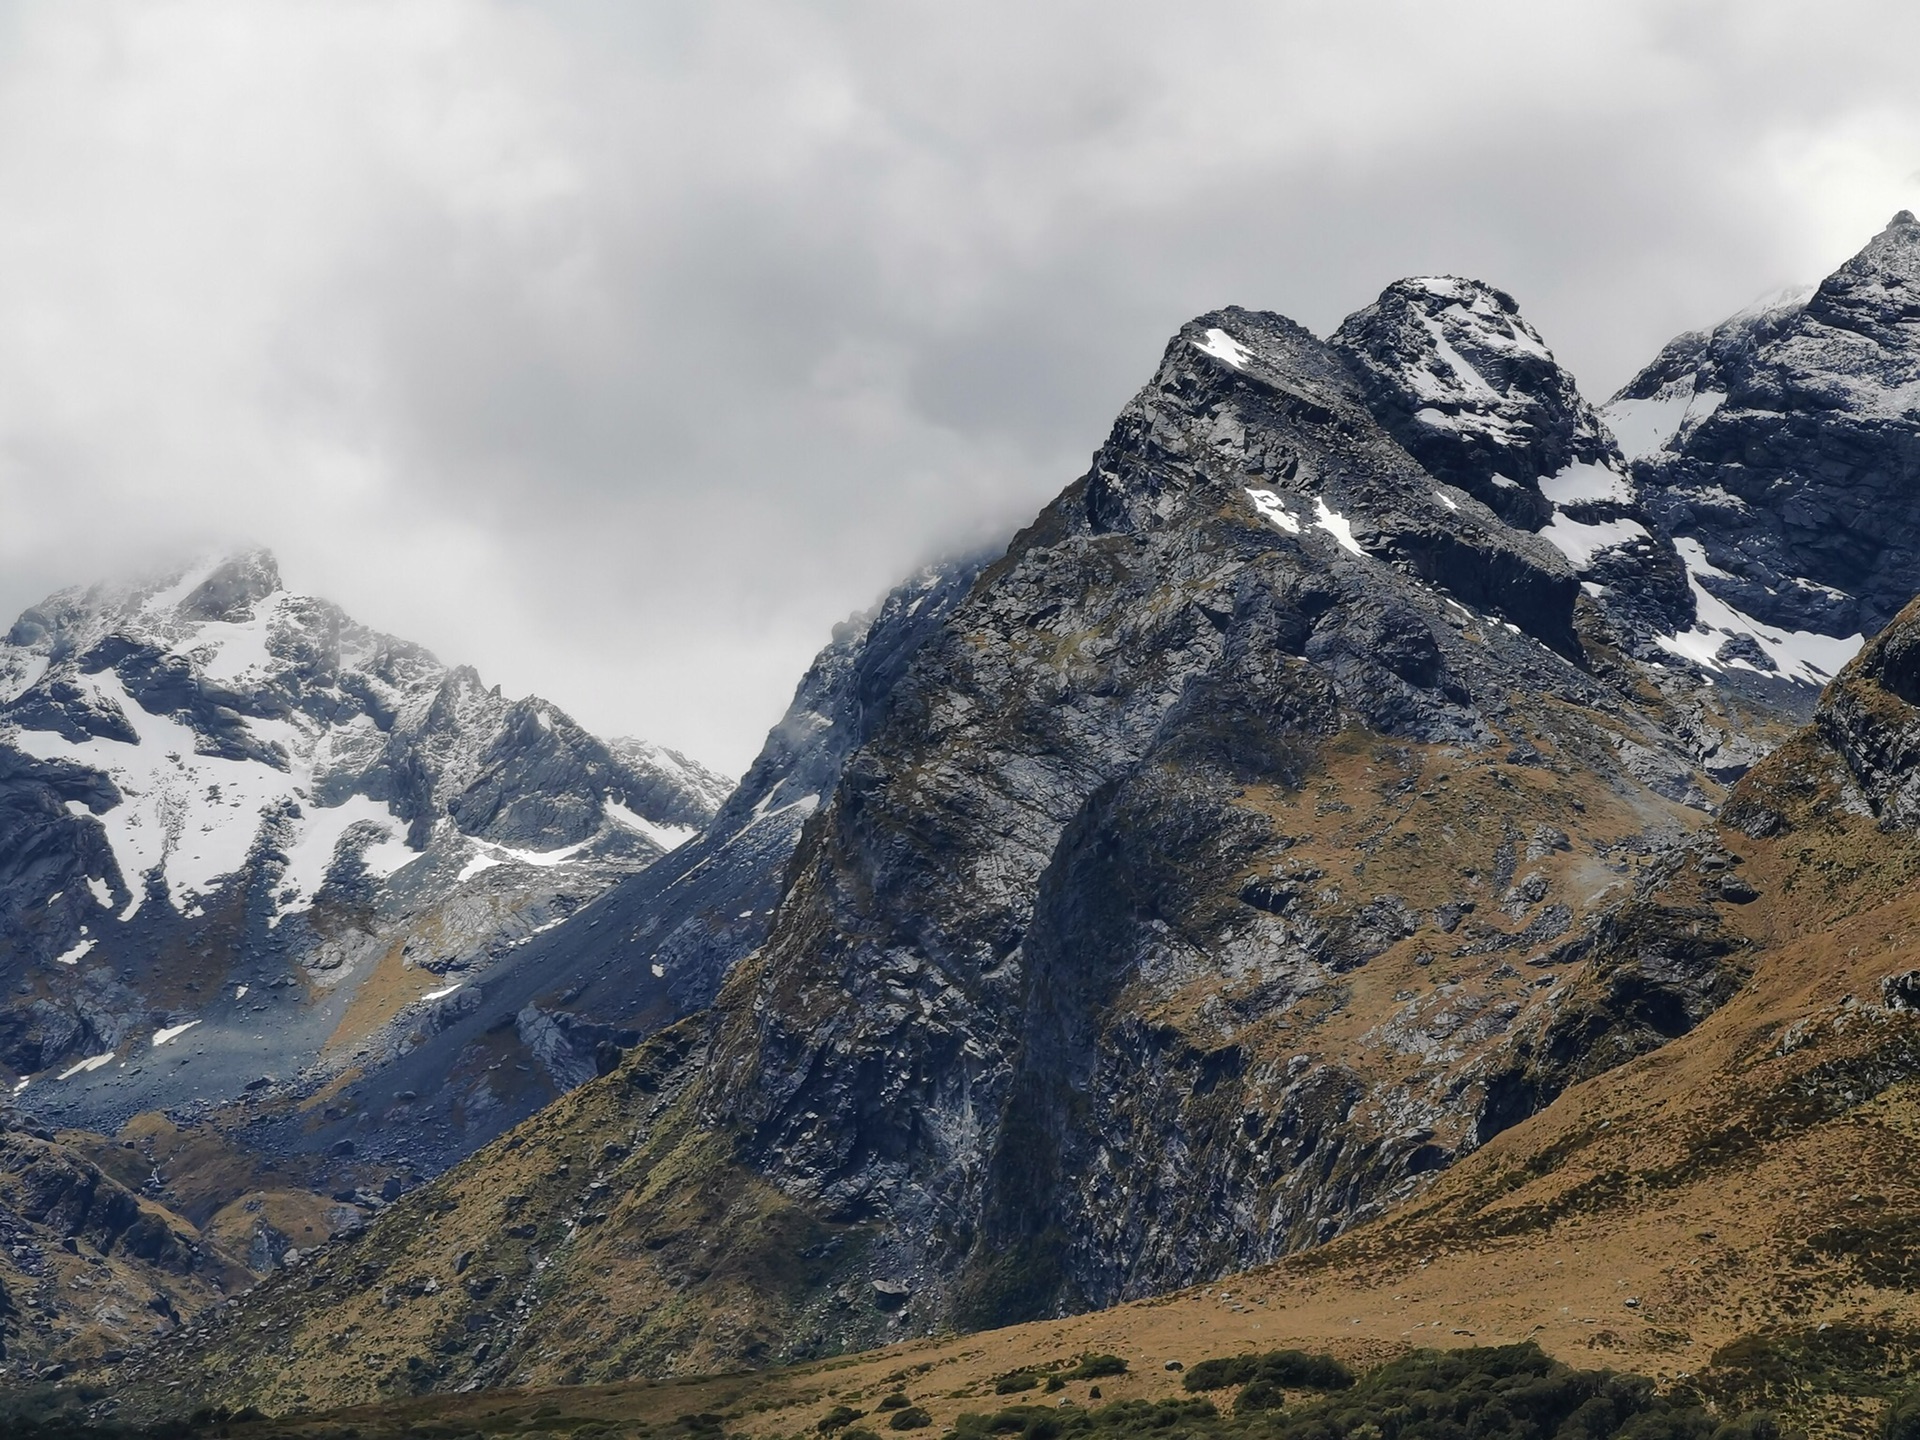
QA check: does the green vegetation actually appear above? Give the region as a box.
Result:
[958,1345,1796,1440]
[16,1339,1913,1439]
[1698,1323,1920,1413]
[997,1355,1130,1397]
[1180,1351,1353,1395]
[1883,1384,1920,1440]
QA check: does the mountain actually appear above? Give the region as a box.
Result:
[0,551,737,1349]
[455,553,992,1038]
[1607,209,1920,676]
[53,216,1920,1421]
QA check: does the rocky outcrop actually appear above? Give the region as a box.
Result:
[0,1118,251,1376]
[1333,278,1692,663]
[553,553,993,1020]
[1332,277,1616,529]
[1724,594,1920,837]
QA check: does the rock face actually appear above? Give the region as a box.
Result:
[0,551,729,1167]
[1609,211,1920,674]
[1724,593,1920,838]
[1332,276,1619,530]
[432,552,992,1054]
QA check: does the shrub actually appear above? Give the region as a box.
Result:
[996,1373,1041,1395]
[877,1394,911,1411]
[818,1406,865,1432]
[1233,1379,1286,1416]
[886,1407,932,1432]
[1064,1355,1129,1381]
[1182,1350,1351,1395]
[1182,1357,1258,1392]
[950,1406,1062,1440]
[1887,1386,1920,1440]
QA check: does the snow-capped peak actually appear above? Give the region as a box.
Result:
[1,550,733,927]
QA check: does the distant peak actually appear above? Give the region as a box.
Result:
[1892,209,1917,228]
[175,550,283,623]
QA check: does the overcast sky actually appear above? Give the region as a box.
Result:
[1,1,1916,773]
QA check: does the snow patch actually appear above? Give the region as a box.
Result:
[1605,385,1728,462]
[456,851,503,883]
[1689,388,1728,426]
[152,1020,201,1047]
[1605,390,1693,461]
[1245,488,1301,534]
[747,790,822,826]
[1313,499,1365,556]
[1654,539,1864,684]
[139,557,226,617]
[190,595,284,683]
[1192,328,1251,368]
[605,799,696,852]
[0,652,49,705]
[56,1052,115,1080]
[86,876,113,909]
[1539,461,1631,506]
[1434,490,1459,511]
[1540,514,1650,571]
[420,983,461,1002]
[53,938,94,966]
[461,835,593,872]
[272,795,415,925]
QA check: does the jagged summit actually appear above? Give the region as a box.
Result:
[1326,276,1701,660]
[1330,274,1624,531]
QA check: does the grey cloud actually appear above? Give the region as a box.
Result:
[1,0,1916,770]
